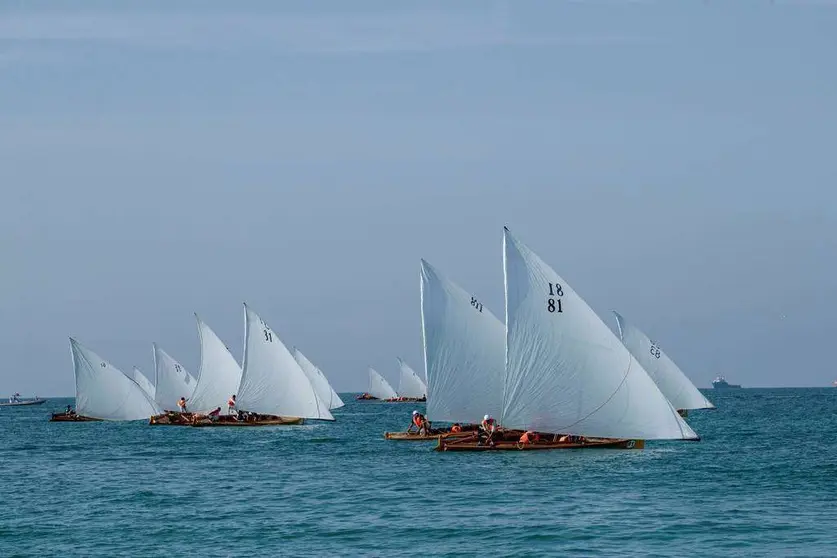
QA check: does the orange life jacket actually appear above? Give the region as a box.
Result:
[413,415,424,428]
[481,419,495,431]
[520,431,533,444]
[451,425,462,433]
[228,398,235,407]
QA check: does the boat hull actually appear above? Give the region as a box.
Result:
[191,415,304,427]
[149,412,196,426]
[436,434,644,452]
[382,397,426,403]
[0,399,47,407]
[384,429,475,441]
[49,413,101,422]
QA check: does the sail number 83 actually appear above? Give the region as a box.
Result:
[547,283,563,313]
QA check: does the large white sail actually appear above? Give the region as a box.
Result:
[396,358,427,398]
[152,343,197,412]
[70,338,159,420]
[131,366,157,402]
[368,368,397,400]
[293,347,345,410]
[188,315,243,413]
[613,311,715,411]
[501,228,698,440]
[420,259,505,424]
[238,304,333,420]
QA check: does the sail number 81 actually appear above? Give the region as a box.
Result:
[547,283,563,313]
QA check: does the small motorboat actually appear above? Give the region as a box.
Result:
[1,393,47,407]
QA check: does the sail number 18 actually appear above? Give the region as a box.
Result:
[547,282,563,313]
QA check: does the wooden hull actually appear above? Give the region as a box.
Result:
[0,399,47,407]
[384,430,474,441]
[436,435,644,452]
[49,413,101,422]
[356,394,378,400]
[191,415,304,427]
[149,412,196,426]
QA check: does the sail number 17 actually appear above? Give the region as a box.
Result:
[547,282,563,313]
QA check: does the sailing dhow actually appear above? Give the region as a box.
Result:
[396,358,427,401]
[52,338,159,422]
[358,367,398,401]
[193,304,333,426]
[385,259,502,441]
[613,311,714,416]
[293,347,345,410]
[439,227,700,450]
[152,343,197,412]
[150,315,241,425]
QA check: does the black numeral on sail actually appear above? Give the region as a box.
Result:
[264,329,273,342]
[650,343,661,359]
[470,296,483,313]
[547,283,564,313]
[174,364,182,372]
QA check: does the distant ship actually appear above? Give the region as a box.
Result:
[712,376,741,389]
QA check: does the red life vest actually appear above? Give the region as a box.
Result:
[413,414,424,428]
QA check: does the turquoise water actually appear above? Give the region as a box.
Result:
[1,389,835,556]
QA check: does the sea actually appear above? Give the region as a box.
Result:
[1,388,835,557]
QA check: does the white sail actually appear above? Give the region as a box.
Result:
[188,315,243,413]
[70,338,159,420]
[238,304,333,420]
[152,343,197,412]
[613,311,715,411]
[368,367,397,400]
[131,366,157,402]
[501,228,698,440]
[420,259,505,424]
[396,358,426,398]
[293,348,345,409]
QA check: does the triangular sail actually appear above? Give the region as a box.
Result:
[70,338,159,420]
[368,368,397,400]
[420,259,505,424]
[293,348,345,410]
[502,228,698,440]
[188,315,243,413]
[238,304,333,420]
[152,343,197,412]
[131,366,157,402]
[613,311,715,411]
[396,358,426,399]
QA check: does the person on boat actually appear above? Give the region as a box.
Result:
[177,397,188,413]
[407,410,429,435]
[519,430,539,445]
[480,415,496,433]
[65,404,75,416]
[478,414,498,446]
[450,423,462,433]
[228,394,236,415]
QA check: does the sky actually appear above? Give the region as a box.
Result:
[1,0,835,395]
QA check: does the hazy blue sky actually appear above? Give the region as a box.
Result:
[2,0,835,395]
